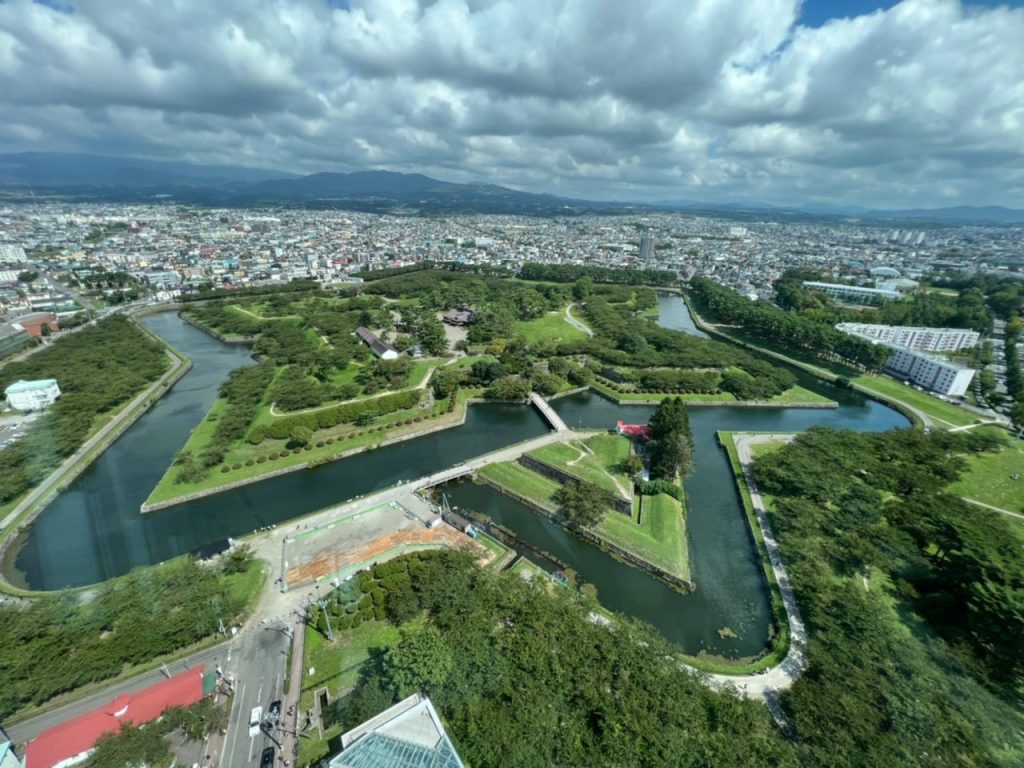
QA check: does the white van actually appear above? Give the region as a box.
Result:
[249,706,263,737]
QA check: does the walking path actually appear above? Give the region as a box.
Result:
[0,347,189,535]
[564,303,593,337]
[268,361,440,417]
[701,433,807,711]
[279,620,305,767]
[961,497,1024,521]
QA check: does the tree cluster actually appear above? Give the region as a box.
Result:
[752,427,1022,764]
[689,277,890,370]
[0,317,168,505]
[331,550,794,767]
[519,262,677,287]
[253,389,421,442]
[0,557,254,719]
[647,398,693,480]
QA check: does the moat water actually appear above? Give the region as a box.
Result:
[4,296,909,658]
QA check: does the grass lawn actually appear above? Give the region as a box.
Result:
[589,377,834,406]
[475,531,514,567]
[850,374,979,427]
[297,618,410,766]
[529,434,633,497]
[595,492,689,581]
[512,311,589,345]
[478,458,689,581]
[477,461,561,508]
[508,556,552,584]
[948,440,1024,512]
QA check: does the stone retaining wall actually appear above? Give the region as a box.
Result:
[517,454,632,515]
[474,475,693,593]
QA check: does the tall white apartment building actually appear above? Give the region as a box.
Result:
[882,345,975,397]
[836,323,980,352]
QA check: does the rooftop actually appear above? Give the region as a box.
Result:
[5,379,58,394]
[330,694,464,768]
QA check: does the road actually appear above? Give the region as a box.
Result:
[701,433,807,709]
[5,642,231,745]
[0,346,189,536]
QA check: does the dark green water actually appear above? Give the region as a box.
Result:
[4,313,548,590]
[5,297,908,661]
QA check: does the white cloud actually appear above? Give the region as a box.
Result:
[0,0,1021,207]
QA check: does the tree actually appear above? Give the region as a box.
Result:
[84,722,173,768]
[383,624,454,698]
[40,323,52,337]
[17,271,38,283]
[289,424,313,447]
[553,479,616,527]
[222,543,254,575]
[618,452,644,481]
[572,276,593,301]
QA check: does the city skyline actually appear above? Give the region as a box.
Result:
[1,0,1023,209]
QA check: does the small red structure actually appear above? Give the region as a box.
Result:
[616,421,650,440]
[15,312,59,337]
[26,666,207,768]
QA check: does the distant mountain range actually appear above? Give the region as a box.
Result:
[1,151,1022,224]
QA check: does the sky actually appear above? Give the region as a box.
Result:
[1,0,1023,209]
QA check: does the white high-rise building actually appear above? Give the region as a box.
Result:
[836,323,980,352]
[5,379,61,411]
[882,345,975,397]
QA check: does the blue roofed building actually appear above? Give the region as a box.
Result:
[328,694,464,768]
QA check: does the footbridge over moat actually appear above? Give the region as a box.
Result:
[531,392,570,432]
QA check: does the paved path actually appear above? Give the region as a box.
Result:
[0,347,188,535]
[961,497,1024,521]
[701,433,807,709]
[564,303,593,337]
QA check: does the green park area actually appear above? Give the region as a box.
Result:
[849,373,979,427]
[476,432,690,582]
[948,436,1024,513]
[511,309,590,345]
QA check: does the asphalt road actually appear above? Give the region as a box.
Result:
[221,622,292,768]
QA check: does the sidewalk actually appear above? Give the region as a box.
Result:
[280,620,306,766]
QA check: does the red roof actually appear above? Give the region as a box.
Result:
[26,666,206,768]
[616,421,651,439]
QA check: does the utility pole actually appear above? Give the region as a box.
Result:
[315,585,334,642]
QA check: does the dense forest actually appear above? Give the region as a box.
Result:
[689,276,891,370]
[0,553,257,720]
[753,428,1023,765]
[519,262,677,286]
[331,550,796,767]
[0,317,169,506]
[774,268,995,333]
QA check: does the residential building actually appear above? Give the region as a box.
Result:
[355,326,399,360]
[25,667,211,768]
[882,344,975,397]
[5,379,61,411]
[329,693,465,768]
[442,308,475,326]
[802,281,901,305]
[836,323,980,352]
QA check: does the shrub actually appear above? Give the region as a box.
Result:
[326,437,335,444]
[351,614,362,629]
[316,441,324,448]
[232,463,242,470]
[221,465,230,473]
[257,456,266,464]
[269,452,279,460]
[373,605,387,621]
[280,449,290,457]
[245,459,254,466]
[304,445,313,451]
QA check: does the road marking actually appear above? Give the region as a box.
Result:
[225,680,245,763]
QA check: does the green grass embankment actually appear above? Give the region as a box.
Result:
[588,377,834,406]
[512,311,589,345]
[948,437,1024,513]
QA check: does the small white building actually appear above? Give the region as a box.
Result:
[5,379,61,411]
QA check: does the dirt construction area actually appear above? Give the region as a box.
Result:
[281,497,474,588]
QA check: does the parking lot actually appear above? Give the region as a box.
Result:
[0,411,40,448]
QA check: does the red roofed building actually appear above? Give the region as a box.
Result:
[616,421,651,440]
[25,666,207,768]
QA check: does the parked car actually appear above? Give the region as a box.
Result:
[268,700,282,725]
[260,746,275,768]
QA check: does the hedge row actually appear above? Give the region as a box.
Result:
[251,389,422,442]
